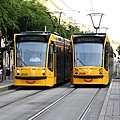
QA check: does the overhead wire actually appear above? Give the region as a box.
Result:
[59,0,94,13]
[89,0,94,11]
[59,0,73,10]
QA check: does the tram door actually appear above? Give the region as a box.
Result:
[56,46,65,83]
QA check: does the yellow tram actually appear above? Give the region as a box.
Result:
[13,31,71,87]
[70,33,114,86]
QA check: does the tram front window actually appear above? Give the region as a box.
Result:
[74,43,103,66]
[16,42,47,67]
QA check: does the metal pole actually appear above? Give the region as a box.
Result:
[45,26,46,32]
[4,27,8,80]
[87,13,104,33]
[47,11,63,33]
[8,51,10,79]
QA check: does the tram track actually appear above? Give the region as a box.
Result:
[0,86,49,96]
[0,83,75,120]
[0,83,108,120]
[27,87,107,120]
[0,89,44,109]
[0,83,71,110]
[0,87,24,96]
[77,88,101,120]
[28,88,76,120]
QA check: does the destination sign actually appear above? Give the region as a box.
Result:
[73,37,103,43]
[16,35,48,42]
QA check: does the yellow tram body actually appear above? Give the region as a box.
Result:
[14,31,71,87]
[70,33,114,86]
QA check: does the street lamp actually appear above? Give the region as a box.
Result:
[99,27,108,33]
[87,13,105,33]
[47,10,63,32]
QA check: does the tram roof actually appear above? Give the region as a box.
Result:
[14,31,70,42]
[16,31,59,36]
[72,33,107,37]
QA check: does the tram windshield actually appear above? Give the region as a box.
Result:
[74,43,103,66]
[16,41,47,67]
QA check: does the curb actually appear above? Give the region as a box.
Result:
[98,79,113,120]
[0,84,14,92]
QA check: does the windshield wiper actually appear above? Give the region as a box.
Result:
[76,58,85,66]
[18,57,27,66]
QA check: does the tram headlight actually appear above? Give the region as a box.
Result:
[99,68,103,74]
[17,69,20,73]
[41,69,45,75]
[16,69,20,75]
[75,68,78,72]
[74,68,78,74]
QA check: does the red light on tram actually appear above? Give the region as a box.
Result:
[84,79,93,82]
[26,80,35,84]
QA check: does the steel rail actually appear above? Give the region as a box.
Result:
[28,88,76,120]
[77,88,101,120]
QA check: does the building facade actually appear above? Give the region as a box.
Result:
[38,0,87,32]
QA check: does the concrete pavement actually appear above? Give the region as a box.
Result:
[0,63,120,120]
[98,78,120,120]
[0,78,14,92]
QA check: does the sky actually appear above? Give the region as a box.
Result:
[52,0,120,41]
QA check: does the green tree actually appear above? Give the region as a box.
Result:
[0,0,20,36]
[17,0,53,32]
[0,0,81,42]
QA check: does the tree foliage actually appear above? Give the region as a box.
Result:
[0,0,20,34]
[0,0,82,41]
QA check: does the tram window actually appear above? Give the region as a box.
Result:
[74,43,102,66]
[104,42,109,70]
[48,44,53,71]
[16,42,47,67]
